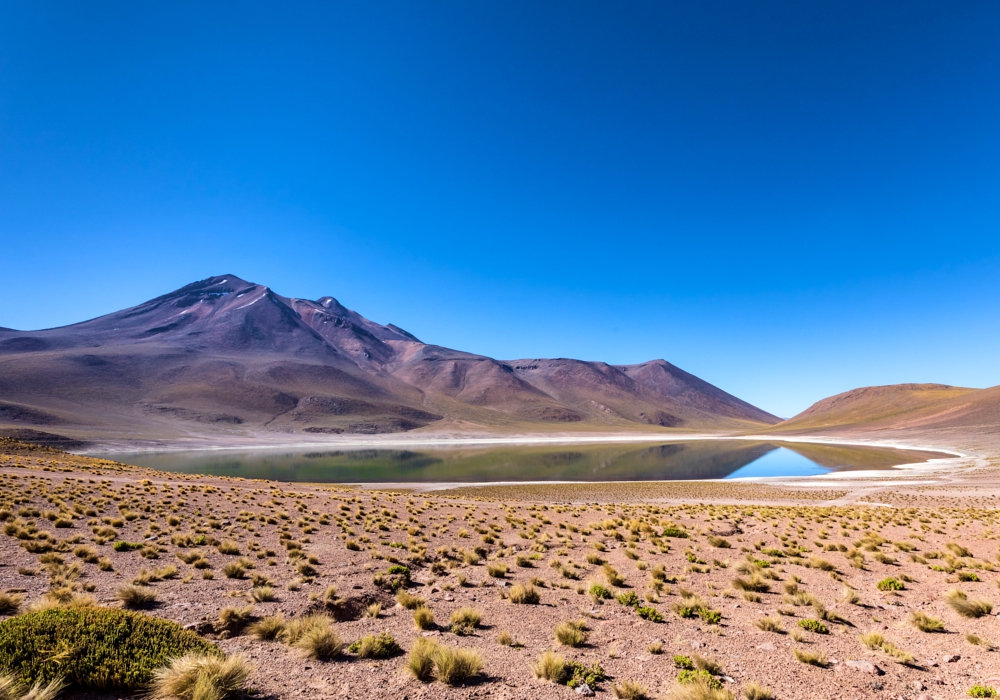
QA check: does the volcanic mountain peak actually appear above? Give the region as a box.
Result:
[0,275,780,441]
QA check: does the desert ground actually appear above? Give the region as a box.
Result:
[3,431,1000,700]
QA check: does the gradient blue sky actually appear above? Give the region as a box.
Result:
[1,1,999,418]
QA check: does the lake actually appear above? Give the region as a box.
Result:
[108,440,946,484]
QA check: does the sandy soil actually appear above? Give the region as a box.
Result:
[3,432,1000,700]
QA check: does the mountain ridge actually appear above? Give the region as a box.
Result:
[0,274,780,441]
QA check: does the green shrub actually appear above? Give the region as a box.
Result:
[588,583,611,601]
[662,526,689,538]
[673,655,695,670]
[876,577,904,591]
[636,606,663,622]
[969,685,998,698]
[0,607,219,691]
[112,541,144,552]
[677,669,722,689]
[798,619,829,634]
[616,591,640,608]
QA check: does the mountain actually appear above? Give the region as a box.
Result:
[764,382,1000,436]
[0,275,779,442]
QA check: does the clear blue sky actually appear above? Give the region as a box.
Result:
[1,1,999,418]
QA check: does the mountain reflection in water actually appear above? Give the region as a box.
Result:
[109,440,946,484]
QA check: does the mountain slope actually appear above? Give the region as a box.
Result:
[0,274,779,441]
[764,382,1000,435]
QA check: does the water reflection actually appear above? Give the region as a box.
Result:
[108,440,945,484]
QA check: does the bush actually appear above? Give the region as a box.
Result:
[149,653,251,700]
[742,682,775,700]
[754,617,783,633]
[969,685,998,698]
[0,607,219,691]
[636,606,664,622]
[588,583,611,602]
[673,655,695,670]
[509,583,540,604]
[793,648,827,667]
[732,576,770,593]
[281,615,343,660]
[798,619,828,634]
[876,577,904,592]
[216,606,253,635]
[662,525,689,538]
[678,669,722,689]
[616,591,640,608]
[112,541,144,552]
[348,632,401,659]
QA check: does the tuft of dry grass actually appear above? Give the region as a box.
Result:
[753,616,783,633]
[509,583,540,605]
[449,607,482,635]
[116,584,157,609]
[554,620,588,647]
[613,680,651,699]
[742,682,774,700]
[0,593,24,616]
[248,615,285,641]
[793,648,827,667]
[282,614,343,659]
[909,610,945,632]
[532,651,569,684]
[149,653,251,700]
[945,589,993,618]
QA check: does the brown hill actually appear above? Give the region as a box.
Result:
[765,382,1000,436]
[0,275,779,442]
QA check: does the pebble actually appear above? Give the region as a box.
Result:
[844,659,881,675]
[575,683,595,696]
[943,654,961,663]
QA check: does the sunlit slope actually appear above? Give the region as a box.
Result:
[764,383,1000,435]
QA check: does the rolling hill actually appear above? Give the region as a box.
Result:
[764,382,1000,436]
[0,275,779,443]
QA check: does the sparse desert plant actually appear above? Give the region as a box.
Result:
[407,638,439,682]
[876,577,904,592]
[449,607,482,635]
[413,606,435,630]
[0,593,23,616]
[946,589,993,618]
[532,651,569,684]
[281,614,342,660]
[221,562,246,580]
[510,583,540,604]
[603,564,625,587]
[250,585,275,602]
[967,634,997,651]
[498,630,514,646]
[487,563,507,578]
[754,616,783,633]
[365,602,382,619]
[0,674,65,700]
[554,620,588,647]
[0,607,218,692]
[349,632,401,659]
[968,685,998,698]
[909,610,945,632]
[732,575,770,593]
[116,584,157,610]
[742,682,775,700]
[798,619,828,634]
[396,590,425,610]
[613,680,651,699]
[589,582,612,603]
[431,644,483,686]
[216,605,253,635]
[793,648,827,667]
[149,652,251,700]
[247,615,285,641]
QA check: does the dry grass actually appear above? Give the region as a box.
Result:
[532,651,569,683]
[945,589,993,618]
[909,610,945,632]
[509,583,540,604]
[115,584,157,609]
[149,653,251,700]
[554,620,588,647]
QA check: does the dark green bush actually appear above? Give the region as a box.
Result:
[661,526,689,539]
[112,541,144,552]
[0,607,219,691]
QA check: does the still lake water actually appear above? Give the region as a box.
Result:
[110,440,945,484]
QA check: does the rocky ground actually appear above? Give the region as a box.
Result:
[3,436,1000,699]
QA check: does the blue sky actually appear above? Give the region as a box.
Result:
[1,1,998,418]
